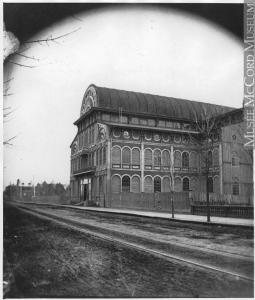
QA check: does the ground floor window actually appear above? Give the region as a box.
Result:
[111,175,121,193]
[154,176,161,192]
[144,176,153,193]
[122,175,130,192]
[208,177,213,193]
[232,182,239,195]
[131,176,140,193]
[183,177,189,191]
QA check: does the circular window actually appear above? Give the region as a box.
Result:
[162,134,169,142]
[144,132,152,141]
[174,134,181,143]
[182,135,190,144]
[154,134,160,141]
[123,130,130,139]
[213,133,219,141]
[113,128,121,138]
[132,131,140,140]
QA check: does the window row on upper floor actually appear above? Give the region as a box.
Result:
[111,146,220,171]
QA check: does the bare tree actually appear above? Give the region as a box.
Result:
[191,105,221,222]
[3,26,81,146]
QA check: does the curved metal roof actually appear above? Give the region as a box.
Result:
[86,84,235,121]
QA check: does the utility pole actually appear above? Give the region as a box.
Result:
[33,176,35,197]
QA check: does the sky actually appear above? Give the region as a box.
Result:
[3,4,243,187]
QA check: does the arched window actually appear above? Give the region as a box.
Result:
[154,150,161,169]
[174,177,182,192]
[190,152,197,169]
[103,147,107,164]
[144,149,152,169]
[174,151,181,168]
[111,175,121,193]
[112,146,121,167]
[162,177,171,192]
[99,176,104,194]
[190,177,197,191]
[99,148,103,165]
[132,148,140,168]
[131,176,140,193]
[232,178,239,195]
[208,151,213,168]
[154,176,161,192]
[183,177,190,191]
[162,150,170,169]
[213,148,219,166]
[232,152,239,166]
[182,152,189,168]
[208,177,213,193]
[144,176,153,193]
[122,176,130,192]
[122,147,131,168]
[213,176,219,192]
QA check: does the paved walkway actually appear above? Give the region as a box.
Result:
[66,205,254,227]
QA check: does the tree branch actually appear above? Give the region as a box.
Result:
[16,53,40,61]
[25,27,81,44]
[9,61,36,68]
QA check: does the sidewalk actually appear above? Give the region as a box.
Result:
[66,205,254,228]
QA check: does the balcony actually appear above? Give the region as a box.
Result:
[73,166,96,176]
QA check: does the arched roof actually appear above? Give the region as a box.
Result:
[81,84,235,121]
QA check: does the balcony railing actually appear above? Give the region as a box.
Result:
[73,166,96,175]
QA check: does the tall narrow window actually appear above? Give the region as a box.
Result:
[208,177,213,193]
[213,176,219,192]
[111,175,121,193]
[232,152,239,166]
[154,150,161,169]
[174,177,182,192]
[122,176,130,192]
[190,152,197,169]
[162,150,170,170]
[208,151,213,168]
[132,148,140,169]
[122,147,131,168]
[99,148,103,165]
[182,152,189,168]
[183,177,190,191]
[174,151,182,168]
[131,176,140,193]
[144,176,153,193]
[213,148,219,166]
[232,178,239,195]
[103,147,106,164]
[91,125,94,144]
[162,177,171,192]
[112,146,121,168]
[154,176,161,192]
[144,149,152,169]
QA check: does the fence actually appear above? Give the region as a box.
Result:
[30,195,70,205]
[190,192,253,206]
[104,192,190,213]
[191,205,254,219]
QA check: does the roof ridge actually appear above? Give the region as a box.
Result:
[94,84,237,110]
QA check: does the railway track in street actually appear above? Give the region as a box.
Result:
[13,203,254,283]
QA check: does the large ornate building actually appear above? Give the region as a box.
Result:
[70,84,253,209]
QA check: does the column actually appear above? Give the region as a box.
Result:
[219,143,223,194]
[106,139,112,206]
[170,145,174,191]
[141,141,144,192]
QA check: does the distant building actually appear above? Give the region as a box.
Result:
[70,84,253,208]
